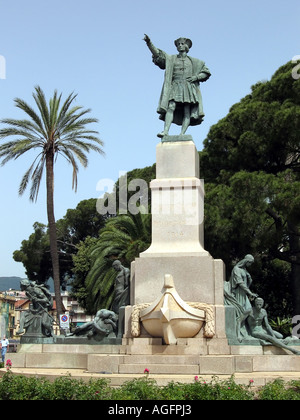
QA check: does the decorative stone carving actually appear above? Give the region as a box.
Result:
[131,274,215,344]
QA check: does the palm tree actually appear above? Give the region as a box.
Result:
[0,86,104,316]
[84,212,151,312]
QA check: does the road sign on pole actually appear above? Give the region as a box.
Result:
[60,314,70,329]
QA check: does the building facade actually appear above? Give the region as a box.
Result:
[0,293,17,338]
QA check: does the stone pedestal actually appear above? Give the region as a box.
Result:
[19,315,53,344]
[143,140,205,257]
[128,137,227,341]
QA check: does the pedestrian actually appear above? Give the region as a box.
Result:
[1,335,9,363]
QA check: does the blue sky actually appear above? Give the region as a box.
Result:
[0,0,299,277]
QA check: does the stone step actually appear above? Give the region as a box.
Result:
[122,354,200,365]
[8,345,300,377]
[6,352,88,369]
[119,363,198,375]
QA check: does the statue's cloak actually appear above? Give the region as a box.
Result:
[153,51,211,126]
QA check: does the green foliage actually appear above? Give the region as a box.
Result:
[112,377,164,400]
[2,372,300,400]
[75,211,151,313]
[13,222,51,285]
[0,86,104,202]
[72,165,154,312]
[269,317,292,337]
[179,376,254,400]
[0,86,105,313]
[258,378,300,400]
[57,198,107,245]
[13,199,106,287]
[0,371,111,400]
[114,164,155,213]
[201,61,300,316]
[201,62,300,181]
[70,236,99,310]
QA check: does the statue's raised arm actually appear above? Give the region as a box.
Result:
[143,34,160,57]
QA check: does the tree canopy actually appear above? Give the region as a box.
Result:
[13,199,107,288]
[201,61,300,318]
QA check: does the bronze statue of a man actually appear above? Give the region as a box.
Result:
[247,298,300,355]
[143,34,211,138]
[17,279,54,337]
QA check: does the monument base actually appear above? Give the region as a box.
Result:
[7,337,300,381]
[20,335,55,345]
[54,336,122,345]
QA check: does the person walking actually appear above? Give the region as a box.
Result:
[1,335,9,363]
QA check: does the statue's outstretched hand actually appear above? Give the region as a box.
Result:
[143,34,151,44]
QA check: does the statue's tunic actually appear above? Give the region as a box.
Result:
[152,49,211,126]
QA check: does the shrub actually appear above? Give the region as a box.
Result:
[174,376,254,400]
[0,371,111,400]
[258,378,300,400]
[0,372,299,400]
[112,377,163,400]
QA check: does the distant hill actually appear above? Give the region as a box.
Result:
[0,276,55,292]
[0,276,24,291]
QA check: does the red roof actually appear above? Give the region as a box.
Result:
[14,298,66,312]
[15,299,30,309]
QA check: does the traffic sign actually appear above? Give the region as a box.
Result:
[60,314,70,329]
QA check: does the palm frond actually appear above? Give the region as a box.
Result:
[13,98,47,138]
[57,147,79,191]
[0,139,41,164]
[29,155,46,202]
[81,211,151,311]
[32,86,50,134]
[49,90,62,131]
[59,144,88,167]
[0,119,45,139]
[18,152,44,196]
[56,92,77,126]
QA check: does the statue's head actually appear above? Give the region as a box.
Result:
[112,260,122,271]
[174,37,192,52]
[244,254,254,267]
[254,297,264,308]
[20,279,31,290]
[98,309,118,322]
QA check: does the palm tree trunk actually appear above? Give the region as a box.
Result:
[46,153,64,317]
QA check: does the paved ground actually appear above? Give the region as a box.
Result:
[1,367,300,387]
